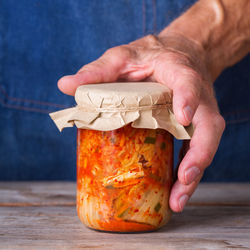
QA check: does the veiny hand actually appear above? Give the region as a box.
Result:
[58,33,225,212]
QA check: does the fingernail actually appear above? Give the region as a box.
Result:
[179,194,189,211]
[185,166,200,184]
[183,105,194,122]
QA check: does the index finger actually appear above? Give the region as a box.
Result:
[177,103,226,185]
[169,103,225,212]
[57,46,130,95]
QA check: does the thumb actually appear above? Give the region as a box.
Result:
[58,47,130,96]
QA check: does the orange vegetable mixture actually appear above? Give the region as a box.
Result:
[77,125,173,232]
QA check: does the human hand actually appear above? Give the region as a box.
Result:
[58,33,225,212]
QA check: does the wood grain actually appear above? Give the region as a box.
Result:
[0,182,249,206]
[0,182,76,206]
[0,182,250,249]
[189,183,250,206]
[1,206,250,249]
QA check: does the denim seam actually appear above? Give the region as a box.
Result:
[0,80,72,113]
[1,89,250,120]
[0,16,69,114]
[0,84,69,109]
[222,109,250,123]
[0,97,51,114]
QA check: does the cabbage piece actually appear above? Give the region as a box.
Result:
[103,170,144,188]
[116,185,169,227]
[77,193,101,229]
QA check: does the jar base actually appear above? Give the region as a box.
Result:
[85,225,161,234]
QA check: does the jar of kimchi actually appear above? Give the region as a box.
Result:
[77,125,173,232]
[50,82,193,233]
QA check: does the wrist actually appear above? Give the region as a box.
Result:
[159,0,250,81]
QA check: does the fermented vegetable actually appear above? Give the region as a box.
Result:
[77,125,173,232]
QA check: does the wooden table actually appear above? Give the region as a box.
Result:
[0,182,250,249]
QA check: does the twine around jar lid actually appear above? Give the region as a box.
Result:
[49,82,193,139]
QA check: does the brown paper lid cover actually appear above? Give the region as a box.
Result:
[49,82,193,139]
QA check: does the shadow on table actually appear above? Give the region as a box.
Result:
[157,205,250,233]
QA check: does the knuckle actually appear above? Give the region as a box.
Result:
[181,67,202,83]
[80,64,93,73]
[102,47,118,60]
[130,34,163,51]
[104,46,118,55]
[179,84,200,101]
[164,53,201,77]
[103,45,131,63]
[199,150,214,167]
[169,65,203,89]
[104,45,129,56]
[209,114,226,134]
[82,62,102,72]
[144,34,160,45]
[174,77,201,106]
[215,115,226,132]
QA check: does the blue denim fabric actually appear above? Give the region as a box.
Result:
[0,0,249,181]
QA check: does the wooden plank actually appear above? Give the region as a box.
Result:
[0,182,250,206]
[189,183,250,206]
[0,205,250,249]
[0,182,250,249]
[0,182,76,206]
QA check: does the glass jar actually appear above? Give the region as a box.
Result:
[76,124,173,232]
[50,82,192,232]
